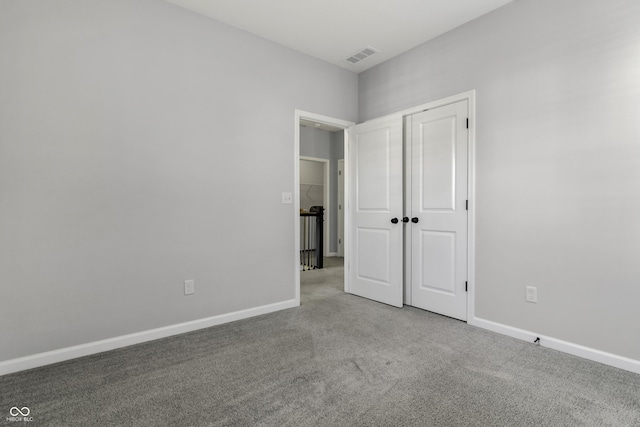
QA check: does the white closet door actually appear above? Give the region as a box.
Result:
[347,115,403,308]
[410,101,468,320]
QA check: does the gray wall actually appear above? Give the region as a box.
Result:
[360,0,640,360]
[0,0,357,361]
[300,126,332,159]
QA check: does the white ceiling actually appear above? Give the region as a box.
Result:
[165,0,513,73]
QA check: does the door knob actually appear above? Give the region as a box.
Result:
[402,217,409,223]
[411,217,419,223]
[391,218,399,224]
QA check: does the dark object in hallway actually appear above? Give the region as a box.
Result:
[300,206,324,270]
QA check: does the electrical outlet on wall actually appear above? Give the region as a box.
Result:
[525,286,537,303]
[184,279,195,295]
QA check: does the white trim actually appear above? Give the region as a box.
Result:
[363,90,476,124]
[343,129,350,293]
[296,111,354,131]
[294,118,301,305]
[466,92,477,322]
[470,316,640,375]
[327,252,340,257]
[0,299,297,376]
[294,110,354,301]
[300,155,330,257]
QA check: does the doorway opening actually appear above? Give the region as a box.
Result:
[294,111,354,306]
[300,156,328,271]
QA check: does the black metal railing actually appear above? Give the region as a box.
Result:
[300,206,324,270]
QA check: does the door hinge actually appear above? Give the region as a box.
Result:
[465,281,468,292]
[466,200,468,210]
[339,170,342,176]
[466,118,469,129]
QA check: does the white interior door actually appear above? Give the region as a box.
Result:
[410,100,468,320]
[347,115,403,308]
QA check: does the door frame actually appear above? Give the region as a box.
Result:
[294,110,355,306]
[299,156,330,257]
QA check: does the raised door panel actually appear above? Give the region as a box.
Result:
[357,228,390,285]
[418,231,456,294]
[419,116,457,211]
[356,129,390,212]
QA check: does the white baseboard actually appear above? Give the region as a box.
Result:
[469,316,640,375]
[326,252,340,257]
[0,299,298,376]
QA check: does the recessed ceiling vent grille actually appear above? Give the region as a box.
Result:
[345,46,379,64]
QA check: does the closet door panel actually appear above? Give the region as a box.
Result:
[410,100,468,321]
[347,114,404,308]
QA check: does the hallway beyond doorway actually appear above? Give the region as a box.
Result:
[300,257,344,305]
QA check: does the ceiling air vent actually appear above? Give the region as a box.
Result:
[345,46,379,65]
